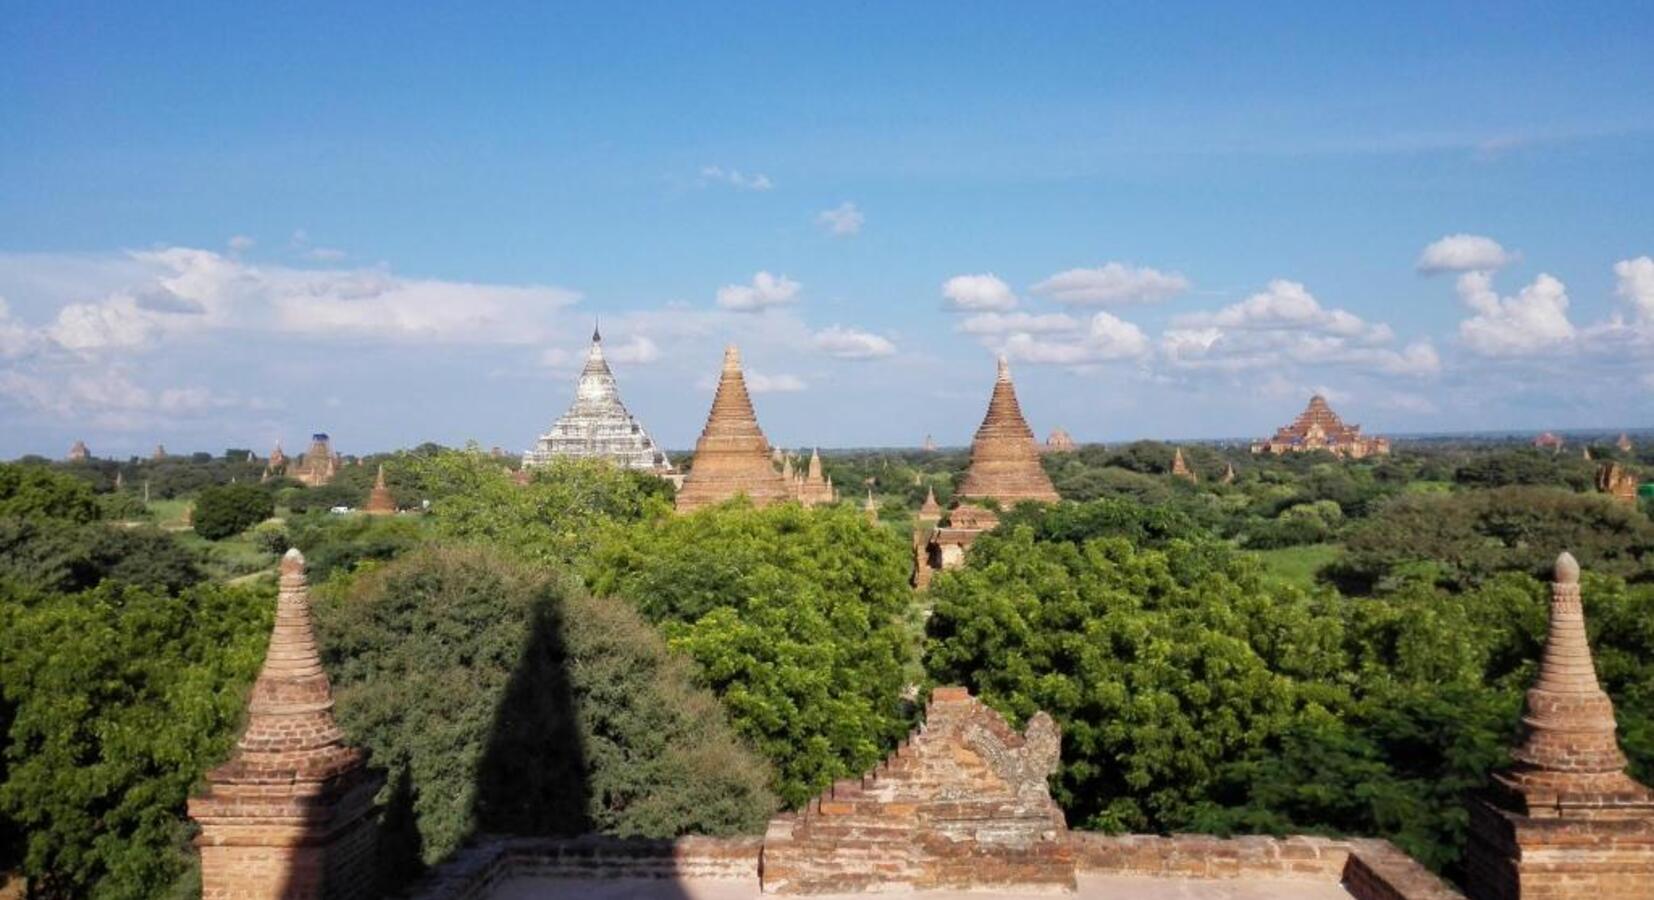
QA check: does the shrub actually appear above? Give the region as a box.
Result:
[192,484,275,540]
[0,464,99,524]
[313,546,776,880]
[0,520,203,595]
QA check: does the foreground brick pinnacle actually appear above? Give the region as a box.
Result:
[189,548,381,900]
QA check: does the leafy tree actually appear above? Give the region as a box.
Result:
[286,512,424,580]
[1328,486,1654,593]
[0,581,271,896]
[192,483,275,540]
[1454,449,1595,491]
[0,464,99,524]
[313,546,775,880]
[283,482,362,515]
[0,520,204,595]
[588,501,915,807]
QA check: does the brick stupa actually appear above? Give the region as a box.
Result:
[955,357,1060,506]
[1466,552,1654,898]
[363,464,396,515]
[761,686,1073,894]
[792,448,836,507]
[1596,461,1639,506]
[1252,394,1389,458]
[675,345,792,513]
[1170,447,1197,483]
[190,549,381,898]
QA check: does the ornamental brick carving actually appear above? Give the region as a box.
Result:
[955,357,1060,506]
[362,464,396,515]
[676,345,793,513]
[189,549,381,899]
[760,686,1074,894]
[1466,552,1654,899]
[523,327,674,474]
[1252,394,1389,458]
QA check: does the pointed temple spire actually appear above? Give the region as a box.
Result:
[1170,447,1197,483]
[807,448,823,481]
[918,484,941,520]
[190,549,381,897]
[364,464,396,515]
[864,488,879,523]
[955,356,1060,506]
[675,344,792,513]
[524,329,672,473]
[1468,552,1654,898]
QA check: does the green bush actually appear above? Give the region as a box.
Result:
[0,580,271,896]
[588,501,915,807]
[0,519,203,595]
[0,464,100,524]
[192,484,275,540]
[313,545,776,880]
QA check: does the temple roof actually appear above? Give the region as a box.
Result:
[526,333,671,472]
[675,345,792,512]
[956,357,1060,506]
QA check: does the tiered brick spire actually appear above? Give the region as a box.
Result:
[1496,553,1652,809]
[1170,447,1198,483]
[918,485,941,520]
[363,464,396,515]
[190,549,381,898]
[955,356,1059,506]
[793,448,835,506]
[1467,552,1654,898]
[676,345,792,513]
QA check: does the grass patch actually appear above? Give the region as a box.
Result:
[146,498,194,528]
[1249,543,1340,590]
[176,530,276,582]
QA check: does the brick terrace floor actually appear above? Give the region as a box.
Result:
[490,874,1354,899]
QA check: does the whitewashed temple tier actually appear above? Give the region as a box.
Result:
[523,329,673,473]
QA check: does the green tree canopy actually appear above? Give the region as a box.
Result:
[191,483,275,540]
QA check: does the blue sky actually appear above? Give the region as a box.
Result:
[3,2,1653,457]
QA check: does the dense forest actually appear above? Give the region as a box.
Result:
[1,436,1651,896]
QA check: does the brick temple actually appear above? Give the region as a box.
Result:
[675,345,793,513]
[1252,395,1389,458]
[293,433,342,487]
[362,464,396,515]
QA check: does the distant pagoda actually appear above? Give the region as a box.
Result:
[675,345,792,513]
[955,357,1060,506]
[1252,394,1389,458]
[67,440,89,462]
[525,327,672,474]
[293,433,341,487]
[1043,427,1077,453]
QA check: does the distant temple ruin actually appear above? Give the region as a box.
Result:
[914,357,1057,588]
[789,448,836,507]
[523,327,673,475]
[675,345,793,513]
[1170,447,1198,483]
[1617,432,1634,453]
[293,433,342,487]
[1595,461,1639,505]
[1252,395,1389,458]
[1533,431,1565,452]
[67,440,88,462]
[1044,427,1077,453]
[363,464,397,515]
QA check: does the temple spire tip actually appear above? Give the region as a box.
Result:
[1555,551,1580,585]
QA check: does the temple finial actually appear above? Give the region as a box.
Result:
[593,318,601,343]
[996,354,1011,383]
[724,343,742,370]
[1555,551,1580,585]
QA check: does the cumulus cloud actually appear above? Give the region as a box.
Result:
[0,367,242,428]
[1455,271,1575,356]
[743,371,807,393]
[1031,262,1189,305]
[0,298,38,359]
[1162,280,1436,378]
[699,166,773,191]
[813,326,895,359]
[1614,256,1654,326]
[716,271,802,312]
[816,202,864,237]
[942,274,1017,311]
[1000,311,1149,366]
[1417,234,1515,274]
[606,334,661,365]
[957,312,1079,335]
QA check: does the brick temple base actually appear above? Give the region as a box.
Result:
[760,686,1075,894]
[1466,800,1654,900]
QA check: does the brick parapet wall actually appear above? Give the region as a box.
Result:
[411,832,1465,899]
[408,835,763,899]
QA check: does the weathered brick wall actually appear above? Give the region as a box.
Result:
[409,836,763,900]
[1467,801,1654,900]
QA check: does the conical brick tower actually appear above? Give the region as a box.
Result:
[1467,552,1654,898]
[955,357,1059,506]
[363,464,396,515]
[676,345,793,513]
[190,549,381,898]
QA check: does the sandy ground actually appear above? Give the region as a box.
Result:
[490,874,1352,899]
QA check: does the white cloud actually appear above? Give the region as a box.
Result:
[1031,262,1189,305]
[699,166,773,191]
[716,271,801,312]
[1417,234,1515,274]
[813,326,895,359]
[606,334,661,365]
[0,298,37,358]
[958,312,1079,335]
[1000,311,1149,366]
[942,273,1017,311]
[227,235,255,253]
[306,247,348,262]
[744,371,807,393]
[0,367,242,429]
[1614,256,1654,326]
[1174,279,1393,343]
[816,202,864,237]
[1455,271,1575,356]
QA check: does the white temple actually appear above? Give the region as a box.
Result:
[523,327,673,474]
